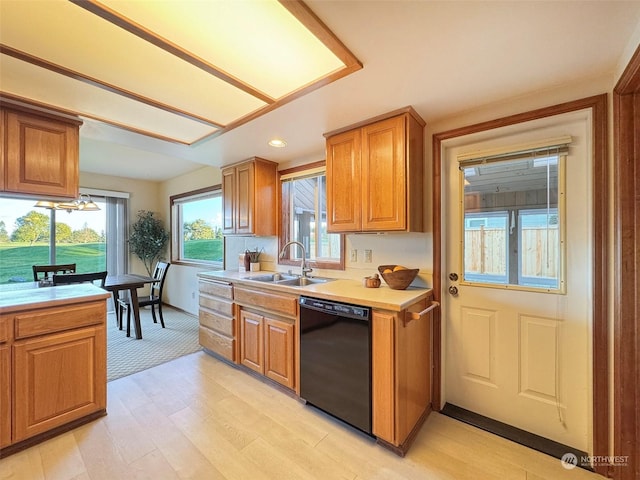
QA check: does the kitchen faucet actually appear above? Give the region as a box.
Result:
[279,241,312,278]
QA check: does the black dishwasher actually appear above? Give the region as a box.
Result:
[299,296,372,435]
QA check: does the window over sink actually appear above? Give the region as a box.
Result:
[279,163,344,270]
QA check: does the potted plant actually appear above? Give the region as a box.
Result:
[129,210,169,276]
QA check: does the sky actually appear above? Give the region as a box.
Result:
[0,198,106,235]
[182,196,222,227]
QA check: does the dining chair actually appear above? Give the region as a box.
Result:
[52,271,108,287]
[32,263,76,281]
[140,261,171,328]
[119,262,171,335]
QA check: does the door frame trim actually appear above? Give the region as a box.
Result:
[432,94,609,475]
[612,44,640,480]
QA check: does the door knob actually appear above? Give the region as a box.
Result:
[449,272,458,281]
[448,285,458,296]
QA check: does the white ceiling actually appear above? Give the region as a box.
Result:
[3,1,640,182]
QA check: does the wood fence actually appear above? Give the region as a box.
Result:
[465,227,559,277]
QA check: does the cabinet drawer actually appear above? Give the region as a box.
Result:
[15,301,105,339]
[0,316,9,343]
[199,280,233,300]
[234,287,298,318]
[199,326,234,361]
[199,296,234,317]
[199,309,234,337]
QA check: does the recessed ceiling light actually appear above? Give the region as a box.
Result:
[268,138,287,148]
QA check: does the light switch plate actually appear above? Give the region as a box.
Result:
[364,249,372,263]
[350,249,357,262]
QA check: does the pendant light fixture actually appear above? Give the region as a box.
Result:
[34,193,101,213]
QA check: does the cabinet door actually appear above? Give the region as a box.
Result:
[361,115,406,231]
[0,344,10,448]
[326,129,362,232]
[372,310,396,443]
[239,310,263,374]
[395,299,431,443]
[4,110,79,198]
[264,317,294,389]
[235,162,255,234]
[222,167,236,234]
[13,325,106,442]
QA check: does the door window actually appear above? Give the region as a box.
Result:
[460,149,565,292]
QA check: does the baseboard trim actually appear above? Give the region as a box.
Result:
[0,410,106,459]
[441,403,592,471]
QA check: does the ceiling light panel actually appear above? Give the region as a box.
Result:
[1,55,215,144]
[0,0,266,126]
[0,0,361,144]
[98,0,346,99]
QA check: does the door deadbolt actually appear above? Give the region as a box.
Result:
[448,285,459,296]
[449,272,458,281]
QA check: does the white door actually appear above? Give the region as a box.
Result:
[442,110,593,452]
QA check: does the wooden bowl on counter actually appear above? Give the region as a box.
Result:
[378,265,419,290]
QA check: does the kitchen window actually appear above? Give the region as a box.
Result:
[279,164,344,270]
[170,186,224,267]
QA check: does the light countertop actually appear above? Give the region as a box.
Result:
[198,270,432,311]
[0,282,110,313]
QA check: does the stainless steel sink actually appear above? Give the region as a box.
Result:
[245,273,335,287]
[276,277,335,287]
[247,273,298,283]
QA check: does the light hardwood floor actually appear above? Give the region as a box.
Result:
[0,351,605,480]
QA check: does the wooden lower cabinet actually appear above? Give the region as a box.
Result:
[238,306,295,390]
[264,317,294,389]
[13,325,106,442]
[0,343,10,448]
[0,296,108,454]
[372,297,433,452]
[239,309,264,374]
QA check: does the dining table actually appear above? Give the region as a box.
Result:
[104,273,157,339]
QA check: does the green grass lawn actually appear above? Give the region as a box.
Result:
[0,242,106,284]
[183,239,223,263]
[0,239,223,284]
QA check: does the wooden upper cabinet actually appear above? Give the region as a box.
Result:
[325,107,425,233]
[222,168,236,232]
[362,116,406,231]
[1,107,81,199]
[235,161,254,234]
[221,157,278,236]
[326,128,361,232]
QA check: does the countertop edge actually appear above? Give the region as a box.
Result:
[0,284,110,314]
[198,270,432,312]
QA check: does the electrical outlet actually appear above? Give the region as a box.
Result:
[350,249,358,262]
[364,249,372,263]
[191,291,195,299]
